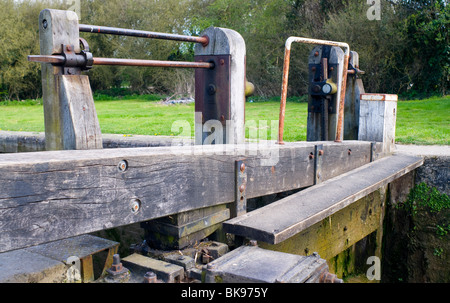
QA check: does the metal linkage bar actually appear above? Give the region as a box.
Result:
[79,24,209,47]
[278,37,350,145]
[93,57,214,69]
[28,55,214,69]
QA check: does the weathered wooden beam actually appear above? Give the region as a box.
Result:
[0,141,375,253]
[223,154,424,244]
[258,186,388,261]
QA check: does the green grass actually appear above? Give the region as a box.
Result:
[395,96,449,145]
[0,95,448,145]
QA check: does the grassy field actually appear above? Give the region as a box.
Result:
[0,95,448,145]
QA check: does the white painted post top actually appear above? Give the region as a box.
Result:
[360,94,398,102]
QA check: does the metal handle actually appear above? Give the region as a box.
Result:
[278,37,350,145]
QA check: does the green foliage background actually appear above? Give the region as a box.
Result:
[0,0,448,100]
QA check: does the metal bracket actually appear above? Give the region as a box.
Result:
[194,55,231,126]
[370,142,378,162]
[60,41,94,75]
[232,160,247,218]
[314,145,324,185]
[308,63,339,114]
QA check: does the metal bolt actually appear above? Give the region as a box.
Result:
[207,84,216,95]
[314,51,319,57]
[131,199,141,214]
[118,160,128,172]
[311,66,316,72]
[143,271,157,283]
[240,163,246,173]
[239,185,246,193]
[113,254,121,265]
[309,153,314,160]
[66,45,72,52]
[220,59,225,66]
[108,254,125,274]
[318,150,324,156]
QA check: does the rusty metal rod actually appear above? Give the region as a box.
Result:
[93,57,214,69]
[79,24,209,47]
[278,37,350,145]
[28,55,214,69]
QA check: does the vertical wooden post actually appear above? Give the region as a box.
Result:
[194,26,246,145]
[142,27,247,250]
[358,94,398,155]
[39,9,102,151]
[344,51,365,140]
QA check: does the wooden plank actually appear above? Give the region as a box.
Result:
[223,153,423,244]
[0,141,372,253]
[259,186,388,260]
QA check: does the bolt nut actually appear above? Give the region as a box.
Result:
[240,163,246,173]
[131,199,141,214]
[309,153,314,160]
[318,150,324,156]
[118,160,128,172]
[207,84,216,95]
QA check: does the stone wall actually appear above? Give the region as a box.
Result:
[383,147,449,283]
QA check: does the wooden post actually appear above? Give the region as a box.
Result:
[141,27,247,250]
[344,51,365,140]
[39,9,102,151]
[194,26,246,145]
[358,94,398,154]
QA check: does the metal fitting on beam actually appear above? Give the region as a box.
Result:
[104,254,130,283]
[320,272,344,283]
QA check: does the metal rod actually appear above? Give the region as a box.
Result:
[79,24,209,47]
[93,57,214,69]
[28,55,65,64]
[278,37,350,145]
[28,55,214,69]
